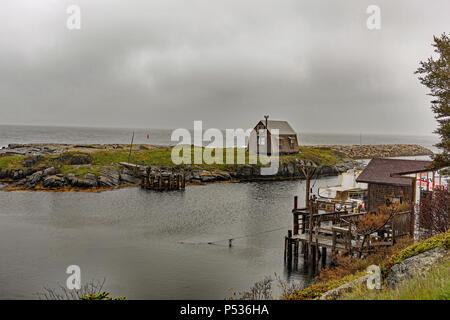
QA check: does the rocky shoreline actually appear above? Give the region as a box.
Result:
[321,144,433,159]
[0,143,432,192]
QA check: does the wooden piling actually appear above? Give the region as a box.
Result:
[293,240,299,268]
[321,246,327,267]
[293,213,299,235]
[287,230,293,267]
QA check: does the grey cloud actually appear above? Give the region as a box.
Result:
[0,0,449,134]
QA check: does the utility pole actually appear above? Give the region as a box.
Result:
[128,131,135,163]
[299,162,319,209]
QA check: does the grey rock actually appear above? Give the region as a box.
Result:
[385,247,446,289]
[22,154,43,167]
[287,163,295,176]
[43,175,66,188]
[66,174,79,187]
[74,178,97,188]
[15,178,27,186]
[119,174,141,184]
[200,173,216,182]
[59,153,91,165]
[12,170,24,180]
[26,170,44,188]
[320,275,370,300]
[98,175,119,187]
[43,167,57,176]
[83,173,97,181]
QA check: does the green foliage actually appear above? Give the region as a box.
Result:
[80,292,126,300]
[0,156,24,169]
[416,33,450,168]
[283,272,365,300]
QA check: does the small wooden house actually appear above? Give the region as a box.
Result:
[356,158,432,212]
[248,116,299,155]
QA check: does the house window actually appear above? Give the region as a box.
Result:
[290,139,295,149]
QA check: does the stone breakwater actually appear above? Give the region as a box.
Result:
[320,144,433,159]
[318,144,433,159]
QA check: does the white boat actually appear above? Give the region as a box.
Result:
[318,170,367,210]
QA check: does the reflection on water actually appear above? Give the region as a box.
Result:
[0,177,337,299]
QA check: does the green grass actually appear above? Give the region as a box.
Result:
[0,156,24,170]
[60,165,101,177]
[0,146,345,175]
[341,256,450,300]
[283,272,366,300]
[284,146,341,166]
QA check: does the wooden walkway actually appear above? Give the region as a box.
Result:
[284,196,413,270]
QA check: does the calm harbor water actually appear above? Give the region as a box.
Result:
[0,178,337,300]
[0,124,438,299]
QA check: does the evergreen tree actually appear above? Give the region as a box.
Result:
[415,33,450,168]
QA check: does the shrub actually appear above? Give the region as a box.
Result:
[80,292,126,300]
[418,188,450,240]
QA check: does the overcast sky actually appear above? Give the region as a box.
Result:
[0,0,449,135]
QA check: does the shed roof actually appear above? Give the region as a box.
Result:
[356,158,432,186]
[258,120,296,135]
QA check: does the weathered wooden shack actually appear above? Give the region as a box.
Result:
[247,115,299,155]
[356,158,432,212]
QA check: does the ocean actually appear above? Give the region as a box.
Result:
[0,124,440,152]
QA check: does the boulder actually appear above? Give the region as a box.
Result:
[98,175,120,187]
[12,170,25,180]
[74,178,97,188]
[22,154,43,167]
[320,275,371,300]
[119,174,141,184]
[385,247,446,289]
[43,167,57,177]
[58,153,91,165]
[200,172,216,182]
[42,175,66,188]
[83,173,97,181]
[26,170,44,188]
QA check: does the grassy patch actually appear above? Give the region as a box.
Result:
[0,156,24,170]
[283,147,341,166]
[341,256,450,300]
[1,145,346,174]
[283,272,366,300]
[60,165,101,177]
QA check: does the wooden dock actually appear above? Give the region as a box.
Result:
[141,167,185,191]
[284,196,413,270]
[119,162,186,191]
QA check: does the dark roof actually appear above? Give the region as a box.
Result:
[257,120,296,135]
[356,158,432,186]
